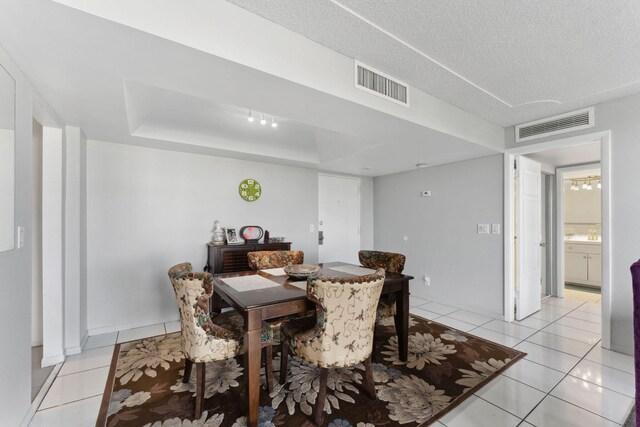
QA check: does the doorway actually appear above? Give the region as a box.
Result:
[318,174,361,265]
[557,165,602,298]
[504,131,611,347]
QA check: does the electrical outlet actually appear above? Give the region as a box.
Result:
[423,275,431,287]
[491,224,501,234]
[477,224,489,234]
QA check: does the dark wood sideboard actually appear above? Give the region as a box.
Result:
[204,242,292,274]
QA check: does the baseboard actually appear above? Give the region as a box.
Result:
[609,342,633,356]
[19,362,63,427]
[65,345,82,356]
[87,316,177,336]
[80,329,89,349]
[41,353,65,368]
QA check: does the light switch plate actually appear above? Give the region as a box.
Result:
[309,224,315,233]
[491,224,501,234]
[477,224,489,234]
[17,226,25,248]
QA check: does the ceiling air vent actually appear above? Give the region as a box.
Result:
[355,61,409,106]
[515,107,595,142]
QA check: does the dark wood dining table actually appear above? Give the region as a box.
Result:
[210,262,413,427]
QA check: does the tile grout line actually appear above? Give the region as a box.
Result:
[511,300,627,425]
[57,363,112,378]
[36,393,104,413]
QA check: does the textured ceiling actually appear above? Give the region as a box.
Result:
[0,0,496,177]
[227,0,640,126]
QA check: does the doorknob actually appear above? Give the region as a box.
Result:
[318,230,324,245]
[539,242,547,247]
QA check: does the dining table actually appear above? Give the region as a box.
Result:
[210,261,414,427]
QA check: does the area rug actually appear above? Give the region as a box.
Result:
[97,315,525,427]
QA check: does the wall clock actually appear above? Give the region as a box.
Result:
[239,178,261,202]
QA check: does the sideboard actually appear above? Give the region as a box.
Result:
[204,242,292,274]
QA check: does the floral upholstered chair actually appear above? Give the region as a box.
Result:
[168,262,274,419]
[279,269,385,426]
[358,250,406,322]
[247,250,304,270]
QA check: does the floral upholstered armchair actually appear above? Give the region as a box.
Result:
[279,268,385,425]
[168,262,274,418]
[358,250,406,321]
[247,250,304,270]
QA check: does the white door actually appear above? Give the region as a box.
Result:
[516,157,542,320]
[318,174,360,264]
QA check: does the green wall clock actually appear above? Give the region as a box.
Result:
[239,178,261,202]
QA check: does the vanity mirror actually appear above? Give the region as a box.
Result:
[0,64,15,252]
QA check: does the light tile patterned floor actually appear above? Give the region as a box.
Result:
[30,290,634,427]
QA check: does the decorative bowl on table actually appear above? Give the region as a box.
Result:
[283,264,320,279]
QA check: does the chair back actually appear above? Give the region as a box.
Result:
[168,263,239,362]
[631,259,640,423]
[358,250,406,274]
[247,250,304,270]
[303,268,385,367]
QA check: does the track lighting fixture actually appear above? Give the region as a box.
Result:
[248,111,255,122]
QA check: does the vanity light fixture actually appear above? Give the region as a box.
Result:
[567,175,600,191]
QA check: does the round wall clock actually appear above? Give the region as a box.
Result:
[239,178,261,202]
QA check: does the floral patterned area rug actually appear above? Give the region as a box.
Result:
[97,315,525,427]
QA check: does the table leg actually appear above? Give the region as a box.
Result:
[393,282,409,362]
[244,326,261,427]
[210,292,223,315]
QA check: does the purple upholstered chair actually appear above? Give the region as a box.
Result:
[631,259,640,425]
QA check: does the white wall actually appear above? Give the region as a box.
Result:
[86,140,372,333]
[564,180,601,225]
[373,155,504,317]
[506,93,640,355]
[41,126,65,366]
[0,46,34,426]
[64,126,87,354]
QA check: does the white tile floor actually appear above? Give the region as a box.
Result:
[30,290,634,426]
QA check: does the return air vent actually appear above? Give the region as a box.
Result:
[515,107,594,142]
[355,61,409,106]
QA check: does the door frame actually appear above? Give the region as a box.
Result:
[317,173,362,264]
[503,130,611,348]
[555,162,601,299]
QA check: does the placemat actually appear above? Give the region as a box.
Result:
[222,275,281,292]
[287,281,307,290]
[260,267,286,276]
[327,264,376,276]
